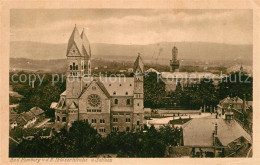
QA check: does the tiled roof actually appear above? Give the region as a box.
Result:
[100,77,135,96]
[30,107,44,116]
[183,117,252,147]
[21,111,35,122]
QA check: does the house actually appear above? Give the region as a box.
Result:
[182,113,252,157]
[30,107,45,122]
[16,111,37,128]
[13,107,45,128]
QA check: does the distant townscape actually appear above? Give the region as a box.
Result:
[9,25,253,158]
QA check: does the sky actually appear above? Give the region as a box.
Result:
[10,9,252,45]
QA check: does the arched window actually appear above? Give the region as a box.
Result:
[125,92,128,95]
[126,99,130,105]
[115,99,118,104]
[70,65,72,70]
[84,64,87,69]
[57,116,60,121]
[62,117,66,122]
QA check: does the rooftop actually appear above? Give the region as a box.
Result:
[183,117,252,147]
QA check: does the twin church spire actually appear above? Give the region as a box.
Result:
[67,25,91,57]
[66,25,144,78]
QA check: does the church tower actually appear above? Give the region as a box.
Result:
[66,25,92,104]
[170,46,180,72]
[133,53,144,130]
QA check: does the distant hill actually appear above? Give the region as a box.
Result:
[11,41,252,65]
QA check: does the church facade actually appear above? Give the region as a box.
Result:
[54,26,144,135]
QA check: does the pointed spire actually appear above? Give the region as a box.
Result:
[67,25,83,56]
[81,28,91,57]
[133,53,144,73]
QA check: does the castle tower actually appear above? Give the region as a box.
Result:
[170,46,180,72]
[133,53,144,130]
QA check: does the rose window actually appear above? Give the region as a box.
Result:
[88,94,101,107]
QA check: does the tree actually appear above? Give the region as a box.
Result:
[144,72,167,108]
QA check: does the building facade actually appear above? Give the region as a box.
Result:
[54,26,145,135]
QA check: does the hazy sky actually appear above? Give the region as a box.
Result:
[10,9,252,45]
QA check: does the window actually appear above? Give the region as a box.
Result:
[87,109,91,112]
[92,109,97,112]
[137,121,140,125]
[113,118,118,122]
[113,91,116,95]
[109,84,111,86]
[119,112,124,115]
[137,113,139,116]
[73,50,75,53]
[70,65,72,70]
[97,109,102,112]
[127,99,130,105]
[100,119,105,123]
[62,117,66,122]
[73,63,76,70]
[92,119,96,123]
[130,84,132,86]
[126,127,130,132]
[84,64,87,69]
[119,84,122,86]
[88,94,101,107]
[112,126,119,132]
[99,128,106,133]
[57,116,60,121]
[126,92,128,95]
[84,119,88,123]
[126,118,131,122]
[137,103,140,106]
[115,99,118,104]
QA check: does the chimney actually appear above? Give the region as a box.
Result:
[215,123,218,136]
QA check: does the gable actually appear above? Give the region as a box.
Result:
[67,43,81,57]
[79,80,110,100]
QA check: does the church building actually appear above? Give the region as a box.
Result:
[54,26,144,135]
